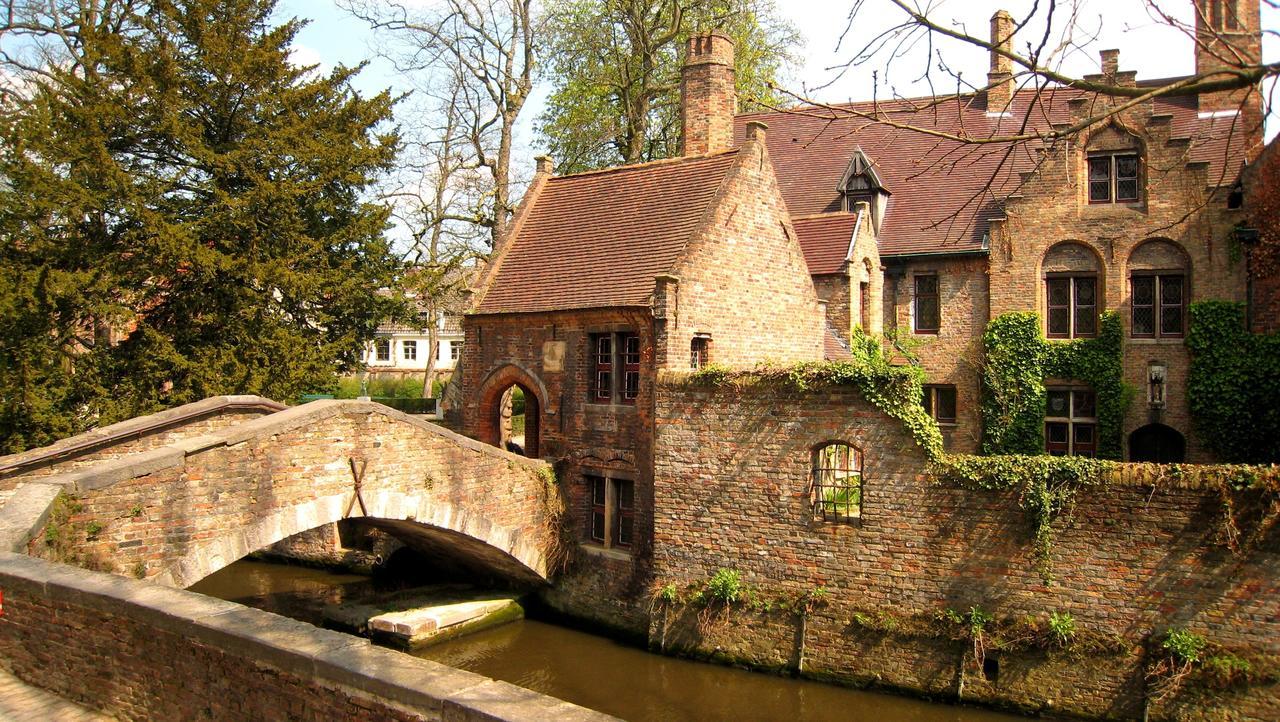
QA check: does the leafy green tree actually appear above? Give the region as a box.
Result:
[0,0,401,453]
[537,0,798,173]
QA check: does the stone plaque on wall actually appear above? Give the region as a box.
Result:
[542,341,566,372]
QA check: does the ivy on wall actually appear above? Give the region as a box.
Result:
[979,311,1130,459]
[685,330,945,460]
[1187,301,1280,463]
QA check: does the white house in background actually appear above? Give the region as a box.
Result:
[362,314,464,378]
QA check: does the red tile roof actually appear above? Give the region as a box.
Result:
[823,323,853,361]
[792,212,859,275]
[737,85,1252,257]
[474,151,738,314]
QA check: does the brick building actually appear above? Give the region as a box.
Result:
[460,3,1266,622]
[737,3,1264,460]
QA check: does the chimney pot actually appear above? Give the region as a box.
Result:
[1100,49,1119,77]
[534,155,555,176]
[987,10,1015,113]
[681,31,736,156]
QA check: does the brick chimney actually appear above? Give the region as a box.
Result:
[681,31,735,156]
[1195,0,1262,127]
[987,10,1014,113]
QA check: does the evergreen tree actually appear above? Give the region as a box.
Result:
[0,0,401,453]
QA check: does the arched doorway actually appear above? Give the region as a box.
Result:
[494,382,539,457]
[1128,424,1186,463]
[475,364,545,459]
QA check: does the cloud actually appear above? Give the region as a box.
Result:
[288,42,329,76]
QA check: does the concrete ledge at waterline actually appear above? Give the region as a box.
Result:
[0,482,64,552]
[0,553,619,722]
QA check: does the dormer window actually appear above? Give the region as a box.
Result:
[1088,152,1140,204]
[838,148,890,231]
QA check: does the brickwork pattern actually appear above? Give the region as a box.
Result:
[24,402,558,588]
[651,381,1279,719]
[461,308,655,623]
[984,96,1252,460]
[664,129,824,369]
[0,553,615,721]
[0,399,281,504]
[888,257,989,453]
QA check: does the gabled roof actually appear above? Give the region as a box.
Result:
[736,85,1254,257]
[836,147,888,194]
[473,151,739,315]
[792,212,859,275]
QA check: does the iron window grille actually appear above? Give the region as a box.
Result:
[811,442,863,522]
[1131,273,1185,338]
[1046,275,1098,338]
[1045,388,1097,457]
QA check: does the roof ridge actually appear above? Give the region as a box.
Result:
[791,211,858,221]
[547,148,738,181]
[736,78,1199,121]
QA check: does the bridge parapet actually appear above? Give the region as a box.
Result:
[0,399,561,587]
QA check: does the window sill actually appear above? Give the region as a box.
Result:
[812,516,863,530]
[1127,337,1185,345]
[584,402,638,412]
[579,543,633,561]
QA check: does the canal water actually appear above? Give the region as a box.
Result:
[191,560,1027,722]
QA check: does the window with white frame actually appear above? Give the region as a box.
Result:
[1045,387,1097,457]
[402,340,417,361]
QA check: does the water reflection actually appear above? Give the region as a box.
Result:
[416,618,1025,722]
[193,560,1026,722]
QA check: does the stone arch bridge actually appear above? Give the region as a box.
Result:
[0,398,561,588]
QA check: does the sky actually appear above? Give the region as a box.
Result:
[279,0,1279,153]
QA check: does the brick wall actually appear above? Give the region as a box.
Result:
[886,257,988,453]
[24,402,558,588]
[0,552,614,721]
[650,378,1279,719]
[664,127,824,369]
[985,96,1252,460]
[461,308,656,629]
[0,398,281,496]
[811,274,851,340]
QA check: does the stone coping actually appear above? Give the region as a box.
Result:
[0,395,286,479]
[0,398,550,554]
[0,552,615,721]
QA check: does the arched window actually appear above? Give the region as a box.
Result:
[1042,242,1102,339]
[1129,240,1189,338]
[811,442,863,522]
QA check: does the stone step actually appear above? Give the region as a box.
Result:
[365,596,522,647]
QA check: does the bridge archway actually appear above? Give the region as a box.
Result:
[476,363,546,458]
[153,492,549,589]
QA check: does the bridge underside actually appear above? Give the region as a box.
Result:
[357,518,548,588]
